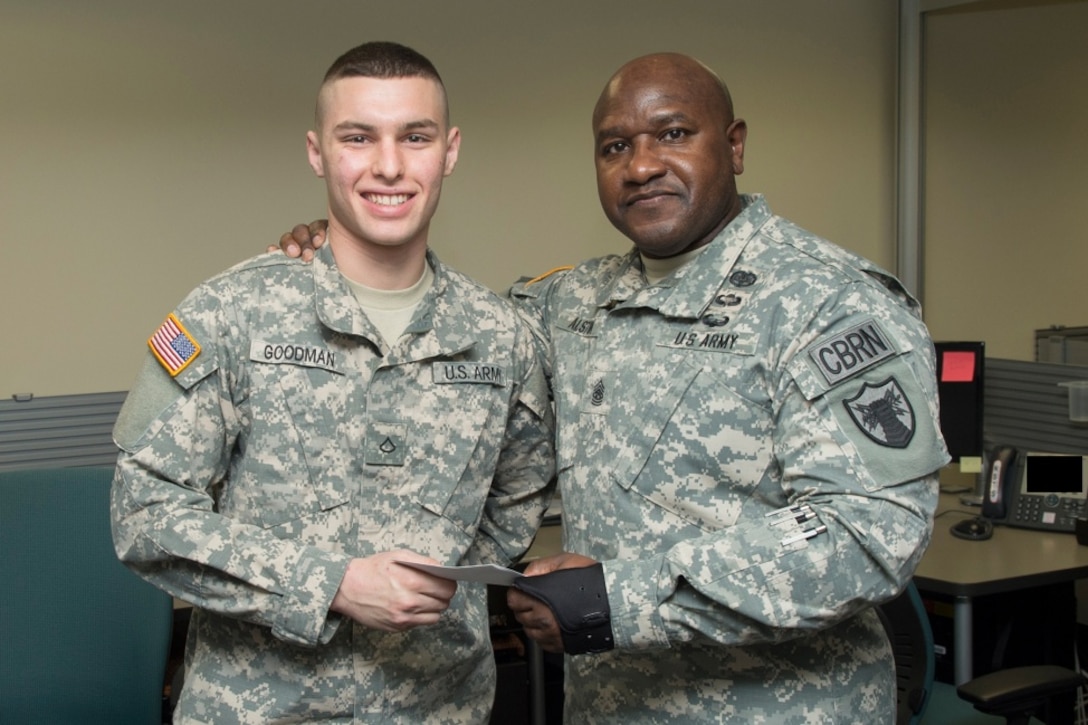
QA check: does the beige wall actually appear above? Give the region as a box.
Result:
[922,0,1088,360]
[4,0,898,396]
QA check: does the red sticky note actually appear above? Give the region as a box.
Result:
[941,351,976,383]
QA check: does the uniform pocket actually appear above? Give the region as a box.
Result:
[409,379,505,535]
[227,362,352,529]
[609,362,774,531]
[787,352,948,492]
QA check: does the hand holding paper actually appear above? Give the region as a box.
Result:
[331,551,457,631]
[395,560,524,587]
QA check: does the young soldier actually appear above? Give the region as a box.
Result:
[112,42,554,724]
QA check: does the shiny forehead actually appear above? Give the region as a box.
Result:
[592,53,733,132]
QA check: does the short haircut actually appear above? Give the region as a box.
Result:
[318,41,449,125]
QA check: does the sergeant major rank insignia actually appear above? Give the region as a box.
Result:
[844,377,915,448]
[149,313,201,376]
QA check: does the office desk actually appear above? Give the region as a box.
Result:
[914,493,1088,684]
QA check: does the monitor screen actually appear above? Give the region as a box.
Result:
[1024,454,1084,494]
[934,341,985,463]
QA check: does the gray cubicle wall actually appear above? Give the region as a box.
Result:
[984,358,1088,627]
[984,358,1088,455]
[0,392,126,472]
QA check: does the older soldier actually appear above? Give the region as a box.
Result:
[503,53,948,723]
[278,53,947,724]
[111,42,554,724]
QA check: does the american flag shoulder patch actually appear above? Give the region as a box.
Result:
[148,313,202,376]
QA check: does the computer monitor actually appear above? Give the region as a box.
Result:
[934,341,985,464]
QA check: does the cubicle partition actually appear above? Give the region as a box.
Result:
[983,358,1088,455]
[0,391,125,472]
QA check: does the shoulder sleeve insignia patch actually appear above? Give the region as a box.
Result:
[148,313,202,377]
[843,377,915,448]
[808,319,895,385]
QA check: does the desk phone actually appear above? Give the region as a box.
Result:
[984,447,1088,533]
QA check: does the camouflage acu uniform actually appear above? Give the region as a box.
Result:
[510,195,948,724]
[111,244,555,724]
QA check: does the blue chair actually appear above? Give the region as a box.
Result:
[0,466,173,725]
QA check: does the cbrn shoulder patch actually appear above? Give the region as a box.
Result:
[808,319,894,386]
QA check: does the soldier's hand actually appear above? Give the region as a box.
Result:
[520,551,597,577]
[507,586,564,652]
[266,219,329,261]
[507,552,599,653]
[331,550,456,631]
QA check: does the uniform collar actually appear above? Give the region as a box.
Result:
[313,245,476,358]
[313,243,362,336]
[594,194,772,318]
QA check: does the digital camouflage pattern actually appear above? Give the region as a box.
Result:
[510,195,948,724]
[112,243,555,724]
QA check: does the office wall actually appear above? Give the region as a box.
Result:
[1,0,897,397]
[923,1,1088,360]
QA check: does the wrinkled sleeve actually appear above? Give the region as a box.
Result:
[602,282,948,650]
[462,313,556,567]
[507,271,567,385]
[110,288,351,648]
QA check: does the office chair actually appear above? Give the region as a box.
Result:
[0,466,174,725]
[878,582,1087,725]
[876,581,935,724]
[955,666,1086,725]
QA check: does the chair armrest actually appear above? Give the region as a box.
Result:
[957,665,1086,712]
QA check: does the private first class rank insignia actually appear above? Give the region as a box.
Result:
[149,313,201,376]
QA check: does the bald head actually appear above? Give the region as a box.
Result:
[593,53,735,132]
[590,52,747,258]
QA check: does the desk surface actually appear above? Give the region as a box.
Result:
[914,493,1088,597]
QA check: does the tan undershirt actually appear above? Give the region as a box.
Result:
[640,245,709,285]
[342,263,435,347]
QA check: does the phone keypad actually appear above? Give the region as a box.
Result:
[1011,494,1087,531]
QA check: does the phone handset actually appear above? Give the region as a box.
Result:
[981,444,1017,520]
